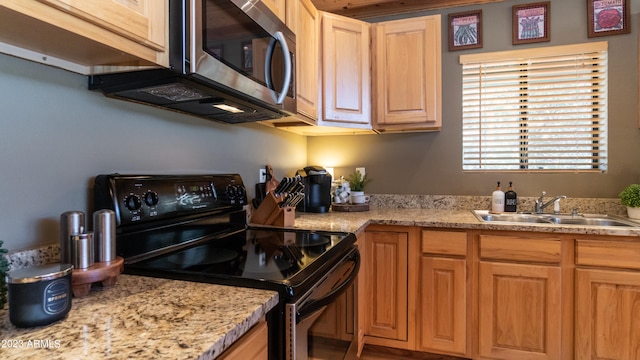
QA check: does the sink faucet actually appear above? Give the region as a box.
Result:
[534,191,567,214]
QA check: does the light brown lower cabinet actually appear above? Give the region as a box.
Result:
[310,231,364,355]
[360,226,640,360]
[218,320,268,360]
[362,227,467,354]
[575,239,640,360]
[418,230,469,357]
[364,226,411,347]
[477,234,566,360]
[575,268,640,360]
[478,262,562,359]
[309,284,354,341]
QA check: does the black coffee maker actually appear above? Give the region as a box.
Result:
[296,166,332,213]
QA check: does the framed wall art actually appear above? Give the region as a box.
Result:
[512,2,550,45]
[448,10,483,51]
[587,0,630,37]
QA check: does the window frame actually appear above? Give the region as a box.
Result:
[459,41,608,173]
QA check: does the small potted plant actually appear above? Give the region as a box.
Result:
[347,170,372,204]
[619,184,640,220]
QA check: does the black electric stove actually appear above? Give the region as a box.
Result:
[93,173,359,360]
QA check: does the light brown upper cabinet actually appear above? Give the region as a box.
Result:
[257,0,320,128]
[261,0,286,21]
[264,8,442,135]
[319,12,371,129]
[0,0,168,74]
[285,0,320,125]
[261,7,374,135]
[372,15,442,132]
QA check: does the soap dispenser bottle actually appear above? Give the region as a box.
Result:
[491,181,505,213]
[505,182,517,212]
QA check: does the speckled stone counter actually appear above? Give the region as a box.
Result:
[3,194,633,359]
[291,207,640,237]
[0,275,278,360]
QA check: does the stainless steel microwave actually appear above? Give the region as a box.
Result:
[89,0,296,124]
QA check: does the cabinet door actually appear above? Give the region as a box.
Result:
[575,269,640,360]
[364,230,408,342]
[261,0,285,21]
[39,0,165,50]
[0,0,167,72]
[218,321,268,360]
[286,0,319,123]
[373,15,441,132]
[419,256,467,356]
[478,262,561,360]
[309,284,354,341]
[321,12,371,127]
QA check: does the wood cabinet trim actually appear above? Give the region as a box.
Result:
[576,239,640,270]
[421,230,467,256]
[479,234,562,264]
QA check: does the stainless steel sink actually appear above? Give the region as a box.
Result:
[472,210,640,227]
[475,212,552,224]
[541,214,639,227]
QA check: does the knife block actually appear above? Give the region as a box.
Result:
[251,192,295,227]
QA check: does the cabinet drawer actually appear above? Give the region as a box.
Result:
[422,230,467,256]
[479,235,561,264]
[576,240,640,270]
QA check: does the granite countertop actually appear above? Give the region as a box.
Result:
[2,199,636,359]
[0,275,278,360]
[290,208,640,237]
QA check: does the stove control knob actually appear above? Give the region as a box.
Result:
[124,194,142,211]
[236,186,246,199]
[144,191,159,206]
[225,185,235,197]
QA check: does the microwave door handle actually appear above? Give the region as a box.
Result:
[264,31,292,105]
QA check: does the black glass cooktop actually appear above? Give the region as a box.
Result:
[119,225,356,298]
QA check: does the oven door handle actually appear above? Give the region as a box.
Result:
[296,249,360,323]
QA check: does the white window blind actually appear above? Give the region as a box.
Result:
[460,42,608,172]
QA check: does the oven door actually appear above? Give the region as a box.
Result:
[285,247,360,360]
[192,0,296,112]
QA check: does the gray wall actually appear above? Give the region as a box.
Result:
[3,0,639,252]
[308,0,640,198]
[0,54,307,252]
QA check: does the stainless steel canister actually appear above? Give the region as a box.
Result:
[93,209,116,262]
[71,233,94,269]
[60,211,85,264]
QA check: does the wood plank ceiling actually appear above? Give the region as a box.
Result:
[310,0,506,19]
